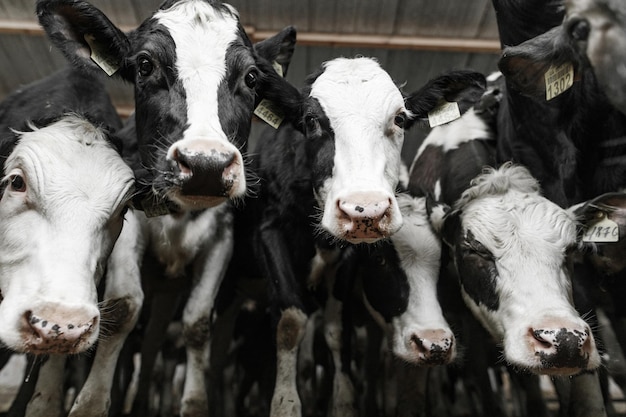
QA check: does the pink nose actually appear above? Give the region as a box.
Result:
[23,308,98,354]
[409,328,456,365]
[336,191,393,241]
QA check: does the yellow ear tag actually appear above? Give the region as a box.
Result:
[545,62,574,101]
[84,34,120,76]
[428,101,461,128]
[582,214,620,243]
[254,99,284,129]
[272,61,284,77]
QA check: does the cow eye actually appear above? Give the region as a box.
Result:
[137,56,154,77]
[245,70,258,89]
[394,113,407,128]
[9,175,25,192]
[304,115,320,135]
[569,18,590,41]
[466,237,492,259]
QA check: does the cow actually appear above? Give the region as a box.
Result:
[220,55,486,417]
[0,67,135,416]
[432,163,601,374]
[36,1,297,416]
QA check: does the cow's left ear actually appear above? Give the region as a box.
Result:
[404,70,486,129]
[254,26,297,77]
[499,26,582,98]
[570,192,626,241]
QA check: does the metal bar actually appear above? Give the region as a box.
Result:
[0,19,501,53]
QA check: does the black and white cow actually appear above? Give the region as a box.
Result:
[36,1,297,416]
[433,163,601,376]
[223,56,486,417]
[0,67,136,416]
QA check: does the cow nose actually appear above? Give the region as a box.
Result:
[173,143,237,196]
[336,191,394,241]
[409,329,455,365]
[529,325,594,368]
[24,309,98,354]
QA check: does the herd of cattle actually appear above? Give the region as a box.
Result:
[0,0,625,416]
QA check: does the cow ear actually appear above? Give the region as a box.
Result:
[37,0,131,80]
[498,26,580,98]
[404,70,486,129]
[570,192,626,241]
[254,26,297,78]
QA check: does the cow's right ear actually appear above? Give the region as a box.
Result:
[37,0,131,80]
[254,26,297,78]
[404,70,486,129]
[498,26,581,99]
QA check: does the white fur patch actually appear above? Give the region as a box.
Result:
[156,1,239,145]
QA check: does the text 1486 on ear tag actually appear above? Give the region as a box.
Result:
[84,34,120,76]
[428,102,461,128]
[254,99,284,129]
[545,62,574,101]
[582,216,620,243]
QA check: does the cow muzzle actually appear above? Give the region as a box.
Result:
[334,191,400,243]
[21,304,99,354]
[167,138,245,209]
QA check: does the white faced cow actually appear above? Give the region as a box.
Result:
[0,116,133,354]
[37,1,297,417]
[0,66,135,417]
[434,164,601,376]
[358,194,456,365]
[228,57,486,417]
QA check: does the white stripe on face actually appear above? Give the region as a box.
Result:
[155,1,239,144]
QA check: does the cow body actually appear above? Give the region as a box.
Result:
[37,1,297,416]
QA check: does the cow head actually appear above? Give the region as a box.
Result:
[360,194,455,366]
[433,163,601,375]
[0,116,134,354]
[264,59,486,243]
[37,0,296,212]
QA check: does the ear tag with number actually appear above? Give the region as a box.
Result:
[254,99,284,129]
[428,101,461,128]
[545,62,574,101]
[582,212,620,243]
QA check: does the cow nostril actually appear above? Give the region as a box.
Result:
[410,335,427,354]
[531,328,553,349]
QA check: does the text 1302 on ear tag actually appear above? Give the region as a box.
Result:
[582,217,620,243]
[545,62,574,101]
